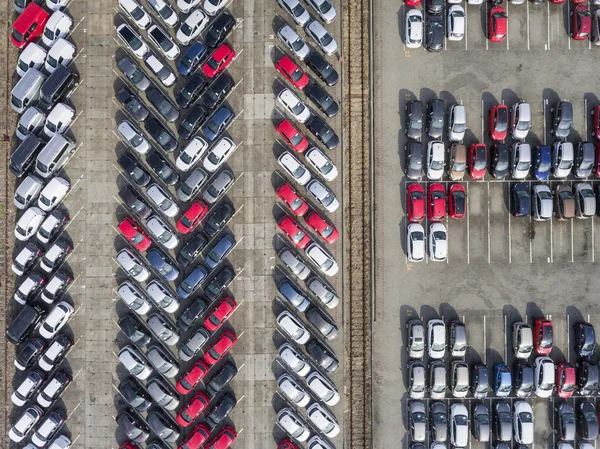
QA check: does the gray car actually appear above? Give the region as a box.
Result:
[147,410,179,443]
[177,167,207,202]
[306,306,338,340]
[147,345,179,378]
[578,401,598,440]
[147,377,179,410]
[307,277,339,309]
[430,401,447,442]
[119,377,152,412]
[179,327,210,362]
[495,402,512,442]
[574,182,596,218]
[147,313,179,346]
[405,100,423,140]
[278,279,310,312]
[116,410,150,444]
[449,320,467,357]
[427,99,445,138]
[429,360,446,399]
[407,319,425,358]
[408,360,426,399]
[550,101,573,139]
[409,401,427,442]
[532,184,552,221]
[117,56,151,91]
[202,169,234,204]
[574,142,594,178]
[556,403,576,441]
[472,404,490,442]
[405,142,423,180]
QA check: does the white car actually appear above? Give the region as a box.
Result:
[276,0,310,26]
[48,435,72,449]
[307,436,335,449]
[447,5,465,41]
[119,345,153,380]
[306,179,339,212]
[305,242,338,276]
[450,403,469,448]
[116,248,150,282]
[38,177,69,212]
[176,9,209,45]
[306,371,340,406]
[15,207,45,241]
[552,141,574,178]
[39,301,74,339]
[17,107,46,140]
[40,240,70,273]
[278,151,311,185]
[147,24,180,60]
[278,374,311,407]
[117,23,149,59]
[119,0,152,29]
[147,216,180,249]
[278,343,311,376]
[277,25,310,60]
[177,0,201,13]
[14,175,44,210]
[146,183,179,217]
[448,104,467,142]
[45,0,68,11]
[12,243,42,276]
[144,53,176,87]
[511,101,531,140]
[17,43,46,77]
[277,310,311,344]
[277,408,311,442]
[147,280,180,313]
[42,11,72,47]
[428,319,446,359]
[203,0,227,15]
[305,20,338,55]
[40,271,70,304]
[36,211,65,244]
[118,120,150,154]
[44,103,75,137]
[513,401,534,444]
[407,223,425,262]
[307,403,340,438]
[177,137,208,171]
[305,0,337,23]
[118,280,152,315]
[45,38,75,73]
[277,88,311,123]
[147,0,179,27]
[305,147,338,181]
[9,406,43,443]
[405,9,423,48]
[12,371,45,406]
[203,137,236,172]
[429,223,447,261]
[427,141,445,180]
[511,142,531,179]
[533,356,555,398]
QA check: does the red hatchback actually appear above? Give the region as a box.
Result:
[448,184,466,219]
[428,183,446,222]
[278,216,311,249]
[11,3,49,48]
[176,201,209,234]
[406,183,425,223]
[276,182,309,216]
[118,217,151,251]
[178,423,211,449]
[488,6,507,42]
[202,43,236,78]
[205,426,237,449]
[204,330,237,365]
[468,143,487,180]
[591,106,600,141]
[176,360,210,394]
[571,5,591,40]
[406,0,421,5]
[276,119,309,153]
[305,211,339,244]
[556,362,576,398]
[534,318,553,355]
[275,55,309,90]
[278,439,301,449]
[489,105,509,141]
[176,392,210,427]
[204,297,237,332]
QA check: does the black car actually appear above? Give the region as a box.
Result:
[206,362,238,397]
[511,183,530,217]
[405,100,423,141]
[15,338,45,370]
[204,11,235,48]
[176,298,208,331]
[306,116,339,150]
[305,82,338,117]
[578,402,598,440]
[491,144,509,178]
[306,306,339,340]
[116,87,149,121]
[178,105,208,140]
[426,14,444,52]
[145,117,178,153]
[118,152,152,186]
[205,266,235,302]
[205,393,236,428]
[119,186,152,220]
[119,377,153,412]
[147,410,179,443]
[204,202,234,237]
[575,322,596,358]
[146,152,179,185]
[305,51,339,86]
[427,99,444,138]
[513,361,533,397]
[176,75,208,109]
[176,233,207,267]
[405,142,423,180]
[577,361,599,395]
[203,73,234,110]
[427,0,443,13]
[305,340,339,373]
[146,87,180,123]
[430,402,448,442]
[119,314,152,347]
[116,409,150,444]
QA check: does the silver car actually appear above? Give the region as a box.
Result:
[429,361,446,399]
[14,175,44,210]
[277,25,310,60]
[574,182,596,218]
[510,143,531,179]
[305,20,338,55]
[147,314,179,346]
[450,403,469,448]
[147,345,179,378]
[407,319,425,358]
[405,9,423,48]
[177,168,207,202]
[202,170,234,204]
[279,247,311,280]
[276,0,310,25]
[409,401,427,442]
[551,141,574,178]
[472,404,490,442]
[495,402,512,442]
[408,360,426,399]
[305,0,336,23]
[532,184,552,221]
[510,101,531,140]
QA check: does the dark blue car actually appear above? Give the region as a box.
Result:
[202,106,234,141]
[533,145,551,180]
[493,364,512,397]
[204,234,236,269]
[176,264,209,299]
[146,248,180,282]
[177,42,207,76]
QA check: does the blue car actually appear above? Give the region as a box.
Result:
[146,248,180,282]
[177,42,207,76]
[202,106,234,141]
[204,233,236,269]
[533,145,551,180]
[176,264,209,299]
[493,363,512,397]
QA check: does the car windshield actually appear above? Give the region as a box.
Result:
[158,198,173,212]
[130,6,144,20]
[538,191,552,200]
[453,161,466,171]
[129,68,144,84]
[291,103,305,115]
[520,412,533,423]
[559,191,573,201]
[431,158,443,170]
[453,192,465,214]
[157,100,173,116]
[320,160,334,175]
[321,225,334,238]
[291,37,305,51]
[562,382,575,392]
[159,5,173,18]
[207,152,222,165]
[320,33,333,46]
[541,326,553,346]
[455,415,467,426]
[453,122,466,133]
[321,193,335,207]
[559,158,572,169]
[289,132,303,145]
[180,55,193,69]
[207,58,220,70]
[158,229,173,243]
[432,191,444,201]
[290,68,302,81]
[131,233,144,244]
[11,29,23,43]
[412,232,424,242]
[558,119,572,130]
[180,216,193,228]
[581,188,595,198]
[517,120,530,131]
[130,265,142,276]
[517,160,529,170]
[290,198,303,210]
[206,184,220,197]
[156,66,170,79]
[181,23,193,36]
[496,158,508,171]
[292,165,306,178]
[46,121,58,133]
[478,414,490,425]
[180,152,194,165]
[584,412,596,422]
[564,413,576,424]
[292,230,306,243]
[496,110,508,131]
[130,134,143,147]
[18,59,29,72]
[412,337,424,350]
[293,3,305,15]
[499,412,511,422]
[413,412,426,423]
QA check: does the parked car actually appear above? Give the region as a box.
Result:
[533,356,555,397]
[472,403,490,442]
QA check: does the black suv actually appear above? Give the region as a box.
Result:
[405,100,423,141]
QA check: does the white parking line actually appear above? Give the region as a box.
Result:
[550,212,553,262]
[485,3,489,50]
[508,187,512,263]
[529,214,533,263]
[504,314,507,361]
[487,182,490,263]
[567,314,570,360]
[592,216,595,262]
[481,99,485,140]
[584,98,588,137]
[465,10,468,50]
[571,219,574,263]
[543,99,547,145]
[466,181,470,263]
[526,1,530,50]
[505,1,509,50]
[483,315,487,364]
[567,2,571,49]
[546,1,551,50]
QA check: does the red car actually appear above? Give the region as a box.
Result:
[534,318,553,355]
[202,43,236,78]
[11,3,49,49]
[571,4,591,40]
[488,6,507,42]
[205,426,237,449]
[178,423,211,449]
[489,105,509,142]
[275,55,309,90]
[118,217,151,251]
[276,119,309,153]
[448,184,466,219]
[176,360,210,394]
[305,211,339,244]
[592,106,600,141]
[204,297,237,332]
[406,183,425,223]
[278,439,300,449]
[176,392,210,427]
[468,143,487,180]
[406,0,421,6]
[428,183,446,222]
[276,182,309,216]
[204,330,237,365]
[176,201,210,234]
[556,362,576,398]
[278,216,311,249]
